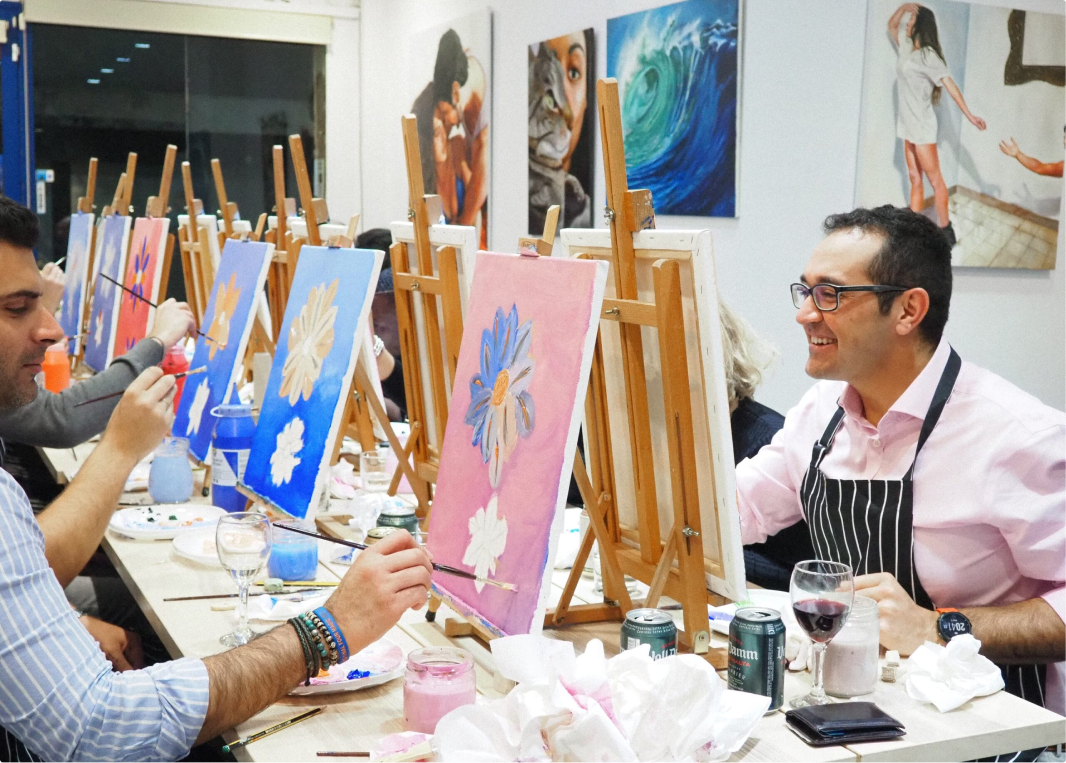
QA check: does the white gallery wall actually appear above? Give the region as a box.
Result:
[357,0,1065,412]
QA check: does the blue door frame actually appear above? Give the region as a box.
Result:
[0,2,33,207]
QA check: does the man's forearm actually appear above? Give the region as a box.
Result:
[37,439,137,586]
[961,598,1065,664]
[197,624,306,743]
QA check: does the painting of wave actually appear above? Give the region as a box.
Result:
[607,0,739,217]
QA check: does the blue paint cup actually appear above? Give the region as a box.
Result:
[149,437,194,503]
[268,523,319,581]
[210,404,255,513]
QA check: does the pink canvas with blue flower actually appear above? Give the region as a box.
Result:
[112,216,170,357]
[427,252,608,636]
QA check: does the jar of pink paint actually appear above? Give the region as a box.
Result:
[403,647,476,733]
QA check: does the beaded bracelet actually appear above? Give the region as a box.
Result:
[300,614,329,667]
[306,612,339,666]
[288,616,320,685]
[314,607,350,663]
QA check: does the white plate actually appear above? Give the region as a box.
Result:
[172,528,220,566]
[109,504,226,541]
[290,638,405,696]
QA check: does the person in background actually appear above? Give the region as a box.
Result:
[358,228,406,422]
[887,3,986,248]
[39,261,65,315]
[0,194,433,761]
[720,301,814,591]
[999,129,1065,178]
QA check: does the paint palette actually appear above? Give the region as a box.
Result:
[109,504,226,541]
[290,637,405,696]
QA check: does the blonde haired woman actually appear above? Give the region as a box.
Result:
[720,302,814,591]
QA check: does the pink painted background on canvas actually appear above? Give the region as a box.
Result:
[427,253,601,635]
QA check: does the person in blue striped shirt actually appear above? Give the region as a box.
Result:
[0,196,433,761]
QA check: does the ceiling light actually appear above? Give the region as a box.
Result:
[116,57,130,63]
[134,42,150,49]
[100,68,114,74]
[87,78,101,84]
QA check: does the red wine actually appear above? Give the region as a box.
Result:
[793,599,849,642]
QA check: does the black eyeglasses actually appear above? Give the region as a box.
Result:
[791,282,907,312]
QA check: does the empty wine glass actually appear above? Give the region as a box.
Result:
[790,559,855,708]
[360,449,389,492]
[216,512,272,647]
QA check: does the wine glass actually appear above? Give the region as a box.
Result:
[790,559,854,708]
[360,449,390,492]
[216,512,272,647]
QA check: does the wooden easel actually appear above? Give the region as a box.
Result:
[73,157,99,371]
[384,114,466,518]
[144,145,178,300]
[282,133,383,461]
[178,161,216,324]
[544,79,723,667]
[264,144,300,342]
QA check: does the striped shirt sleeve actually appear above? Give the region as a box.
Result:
[0,471,210,761]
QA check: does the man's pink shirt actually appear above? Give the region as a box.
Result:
[736,339,1066,714]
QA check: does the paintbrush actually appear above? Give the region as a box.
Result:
[73,367,206,407]
[162,588,324,601]
[96,273,225,347]
[222,707,322,753]
[316,753,370,758]
[54,256,67,267]
[275,524,518,592]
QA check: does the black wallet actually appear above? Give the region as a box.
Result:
[785,702,905,747]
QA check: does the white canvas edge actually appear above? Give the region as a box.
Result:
[303,247,385,519]
[177,214,221,268]
[559,227,749,603]
[134,217,171,349]
[64,212,95,357]
[93,215,133,372]
[357,318,388,442]
[430,253,609,637]
[288,219,348,241]
[187,239,275,464]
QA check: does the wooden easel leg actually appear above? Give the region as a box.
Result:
[645,527,677,609]
[387,421,421,495]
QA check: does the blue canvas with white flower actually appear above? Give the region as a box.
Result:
[241,246,383,519]
[173,239,273,463]
[58,212,95,356]
[83,215,132,372]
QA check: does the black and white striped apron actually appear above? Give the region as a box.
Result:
[800,348,1047,762]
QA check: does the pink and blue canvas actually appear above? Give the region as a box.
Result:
[241,246,383,519]
[173,239,273,463]
[427,252,608,636]
[83,215,132,372]
[58,212,94,356]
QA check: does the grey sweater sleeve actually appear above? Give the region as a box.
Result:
[0,339,166,448]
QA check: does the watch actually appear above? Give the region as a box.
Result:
[936,607,971,642]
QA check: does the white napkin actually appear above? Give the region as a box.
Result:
[905,634,1005,712]
[246,592,330,621]
[435,636,769,762]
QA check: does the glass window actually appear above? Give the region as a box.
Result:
[32,24,324,299]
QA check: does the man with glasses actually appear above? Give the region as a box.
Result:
[735,206,1064,727]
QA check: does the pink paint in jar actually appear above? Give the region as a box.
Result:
[403,646,476,734]
[824,595,880,698]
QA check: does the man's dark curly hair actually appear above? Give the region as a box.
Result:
[0,195,39,251]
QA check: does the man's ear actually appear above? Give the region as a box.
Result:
[894,287,930,338]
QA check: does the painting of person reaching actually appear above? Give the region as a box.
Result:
[888,3,986,248]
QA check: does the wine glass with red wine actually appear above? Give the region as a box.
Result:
[790,559,855,708]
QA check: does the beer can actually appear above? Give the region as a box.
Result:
[377,505,420,537]
[728,607,786,713]
[364,526,397,546]
[620,608,678,660]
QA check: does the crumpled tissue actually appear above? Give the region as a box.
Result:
[435,635,769,762]
[905,634,1004,712]
[247,591,329,621]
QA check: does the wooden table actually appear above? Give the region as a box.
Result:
[41,444,1066,761]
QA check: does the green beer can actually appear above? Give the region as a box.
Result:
[376,505,420,537]
[728,607,786,713]
[620,608,678,660]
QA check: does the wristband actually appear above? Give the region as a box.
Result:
[315,606,350,663]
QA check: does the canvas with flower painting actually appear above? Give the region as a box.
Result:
[112,217,170,358]
[83,214,132,372]
[427,252,608,636]
[173,239,273,463]
[58,211,95,357]
[241,246,383,519]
